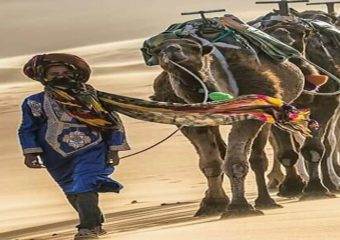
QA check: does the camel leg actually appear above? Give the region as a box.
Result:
[249,124,283,209]
[180,126,229,217]
[221,120,265,218]
[267,134,285,189]
[300,97,338,200]
[321,107,340,191]
[332,113,340,176]
[271,127,306,198]
[320,123,336,191]
[329,108,340,177]
[295,152,310,182]
[320,117,340,192]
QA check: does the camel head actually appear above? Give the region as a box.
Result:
[297,10,338,25]
[263,23,312,53]
[151,39,214,72]
[266,27,296,46]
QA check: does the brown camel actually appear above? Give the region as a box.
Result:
[294,9,340,187]
[150,37,304,217]
[257,14,340,196]
[292,9,338,25]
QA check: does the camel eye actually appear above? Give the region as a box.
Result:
[151,48,161,55]
[168,45,182,52]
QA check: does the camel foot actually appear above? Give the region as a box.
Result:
[300,179,336,200]
[221,203,263,219]
[194,197,229,217]
[255,197,283,209]
[300,191,336,201]
[277,176,306,198]
[267,172,285,189]
[322,177,339,193]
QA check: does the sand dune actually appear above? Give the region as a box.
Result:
[0,0,266,58]
[0,39,144,68]
[0,38,158,88]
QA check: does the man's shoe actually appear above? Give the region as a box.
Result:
[74,228,99,239]
[94,226,107,236]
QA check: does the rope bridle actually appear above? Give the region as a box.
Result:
[121,57,210,159]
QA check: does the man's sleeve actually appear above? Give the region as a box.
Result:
[18,99,44,154]
[103,128,131,151]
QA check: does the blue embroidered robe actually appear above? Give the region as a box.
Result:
[18,92,130,194]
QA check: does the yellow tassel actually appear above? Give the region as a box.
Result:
[90,97,107,113]
[265,115,276,124]
[294,112,309,121]
[75,117,112,127]
[265,96,284,107]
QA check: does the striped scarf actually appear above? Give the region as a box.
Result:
[47,84,314,136]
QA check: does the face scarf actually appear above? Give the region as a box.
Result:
[23,53,122,131]
[23,53,316,136]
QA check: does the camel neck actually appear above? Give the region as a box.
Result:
[166,68,218,104]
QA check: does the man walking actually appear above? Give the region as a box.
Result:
[18,53,130,239]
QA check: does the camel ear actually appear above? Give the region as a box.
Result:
[304,27,313,38]
[272,28,290,36]
[202,45,214,56]
[289,8,300,17]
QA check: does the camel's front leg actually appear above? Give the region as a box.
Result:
[180,126,229,217]
[249,124,283,209]
[332,113,340,175]
[221,120,265,218]
[320,112,340,192]
[271,127,306,198]
[267,134,285,189]
[300,96,339,200]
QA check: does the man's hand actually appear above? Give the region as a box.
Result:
[24,153,44,168]
[106,150,120,167]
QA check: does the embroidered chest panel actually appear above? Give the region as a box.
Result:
[43,96,102,157]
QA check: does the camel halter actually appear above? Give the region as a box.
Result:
[121,58,210,159]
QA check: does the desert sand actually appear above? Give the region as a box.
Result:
[1,0,340,240]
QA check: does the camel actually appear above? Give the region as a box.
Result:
[288,10,340,189]
[149,35,305,216]
[292,9,338,25]
[254,13,340,197]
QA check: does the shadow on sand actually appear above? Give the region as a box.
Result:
[2,201,218,240]
[2,192,305,240]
